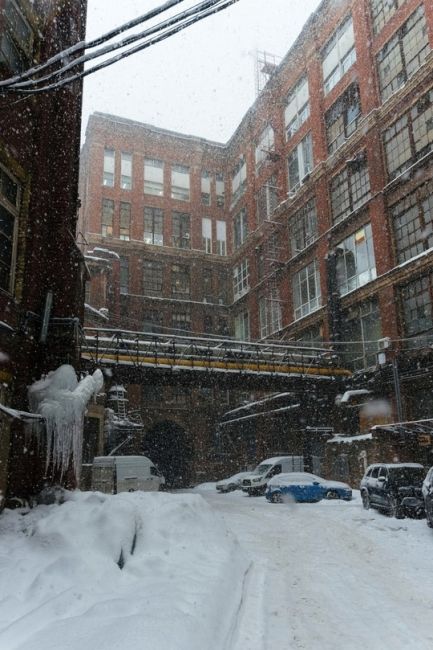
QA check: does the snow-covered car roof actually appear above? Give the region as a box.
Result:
[267,472,351,488]
[366,463,424,469]
[257,456,297,465]
[216,471,251,486]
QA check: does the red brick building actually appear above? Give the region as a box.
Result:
[80,0,433,480]
[0,0,87,500]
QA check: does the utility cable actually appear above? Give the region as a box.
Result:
[9,0,232,91]
[1,0,239,94]
[0,0,186,88]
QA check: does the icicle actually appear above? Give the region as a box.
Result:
[28,365,104,479]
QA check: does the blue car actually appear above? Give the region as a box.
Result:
[265,472,352,503]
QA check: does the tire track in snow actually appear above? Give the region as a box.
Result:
[227,560,267,650]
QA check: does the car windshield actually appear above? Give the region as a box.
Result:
[388,468,425,486]
[253,464,272,475]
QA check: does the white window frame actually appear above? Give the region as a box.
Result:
[120,152,132,190]
[144,158,164,196]
[171,164,190,202]
[285,76,310,139]
[287,132,313,193]
[231,156,247,208]
[216,220,227,256]
[293,260,321,320]
[233,259,249,301]
[322,16,356,95]
[233,207,248,249]
[103,148,115,187]
[234,311,250,341]
[335,224,377,296]
[202,217,212,254]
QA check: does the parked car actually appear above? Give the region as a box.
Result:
[92,456,165,494]
[422,466,433,528]
[265,472,352,504]
[360,463,425,518]
[216,471,251,493]
[241,456,304,496]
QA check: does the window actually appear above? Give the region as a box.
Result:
[231,156,247,207]
[392,186,433,264]
[144,158,164,196]
[171,164,190,201]
[103,149,115,187]
[341,299,382,370]
[370,0,405,36]
[256,245,265,281]
[101,198,114,237]
[0,165,20,292]
[172,311,191,333]
[233,208,248,249]
[325,83,361,154]
[119,257,129,294]
[401,274,433,338]
[171,264,190,296]
[201,171,211,205]
[258,289,282,338]
[203,315,213,334]
[143,311,163,334]
[119,202,131,240]
[216,173,225,208]
[255,125,275,169]
[234,311,250,340]
[296,323,323,347]
[293,260,321,320]
[330,153,371,223]
[120,152,132,190]
[322,16,356,95]
[383,89,433,180]
[217,270,228,304]
[377,5,429,102]
[289,198,318,255]
[256,176,278,224]
[285,76,310,139]
[0,0,33,73]
[203,268,214,302]
[202,217,212,254]
[335,224,377,296]
[287,133,313,192]
[216,220,227,256]
[233,259,249,300]
[172,211,191,249]
[144,206,163,245]
[143,260,163,295]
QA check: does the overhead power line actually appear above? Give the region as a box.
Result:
[0,0,240,95]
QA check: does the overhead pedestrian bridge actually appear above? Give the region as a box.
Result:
[81,328,351,390]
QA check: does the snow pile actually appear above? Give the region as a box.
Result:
[0,491,248,650]
[28,365,104,478]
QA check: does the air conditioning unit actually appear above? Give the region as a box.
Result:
[183,233,190,239]
[377,337,391,350]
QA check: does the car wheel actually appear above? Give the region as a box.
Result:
[325,490,340,500]
[361,491,370,510]
[389,496,404,519]
[271,492,283,503]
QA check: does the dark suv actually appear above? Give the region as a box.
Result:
[360,463,426,518]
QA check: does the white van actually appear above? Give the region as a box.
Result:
[91,456,165,494]
[241,456,304,496]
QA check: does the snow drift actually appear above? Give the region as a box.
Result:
[0,491,248,650]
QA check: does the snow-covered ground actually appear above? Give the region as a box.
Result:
[1,487,433,650]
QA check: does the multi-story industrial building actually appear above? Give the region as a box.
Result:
[0,0,88,501]
[80,0,433,482]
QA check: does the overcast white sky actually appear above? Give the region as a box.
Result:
[82,0,322,143]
